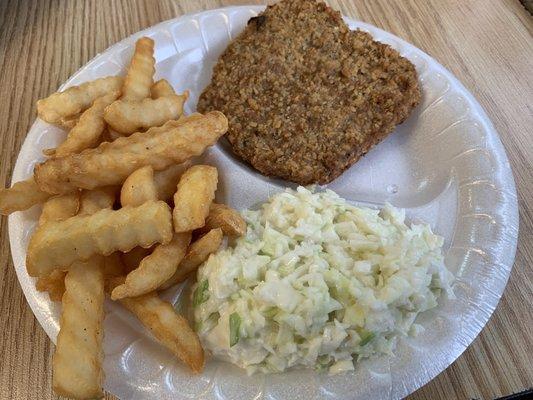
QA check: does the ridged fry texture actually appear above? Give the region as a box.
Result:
[27,200,173,276]
[104,93,188,135]
[161,228,223,289]
[0,178,52,215]
[111,232,191,299]
[53,91,120,157]
[53,259,105,399]
[34,111,228,194]
[173,165,218,232]
[122,37,155,101]
[37,76,123,124]
[107,277,204,373]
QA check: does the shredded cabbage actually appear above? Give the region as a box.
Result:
[193,187,453,374]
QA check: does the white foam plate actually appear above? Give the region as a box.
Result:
[8,6,519,400]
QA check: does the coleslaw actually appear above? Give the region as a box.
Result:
[193,186,453,374]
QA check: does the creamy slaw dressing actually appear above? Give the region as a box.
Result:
[193,187,453,374]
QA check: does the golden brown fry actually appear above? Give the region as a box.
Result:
[34,193,80,301]
[153,162,191,202]
[53,258,105,399]
[107,276,204,373]
[200,203,246,237]
[34,111,228,194]
[104,93,188,135]
[173,165,218,233]
[54,114,80,130]
[78,186,117,214]
[35,270,67,302]
[97,161,190,212]
[38,192,80,224]
[120,166,157,207]
[151,79,175,98]
[122,37,155,101]
[53,189,112,399]
[26,200,173,277]
[118,164,159,278]
[118,164,191,297]
[37,76,123,124]
[0,178,52,215]
[111,232,191,299]
[161,228,223,290]
[121,246,152,272]
[50,91,120,157]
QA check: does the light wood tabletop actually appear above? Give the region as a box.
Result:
[0,1,531,399]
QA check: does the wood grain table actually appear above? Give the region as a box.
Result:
[0,1,531,399]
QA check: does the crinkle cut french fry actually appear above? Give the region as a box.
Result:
[53,189,111,399]
[78,186,117,215]
[107,277,204,373]
[200,203,246,237]
[0,178,52,215]
[35,188,112,301]
[26,200,173,277]
[120,161,191,206]
[34,192,80,300]
[36,189,113,301]
[111,232,191,299]
[34,111,228,194]
[38,192,80,225]
[122,37,155,101]
[53,258,105,399]
[120,166,157,207]
[118,165,159,279]
[117,165,191,297]
[153,162,191,202]
[104,92,188,135]
[151,79,175,99]
[161,228,223,290]
[37,76,123,124]
[36,270,67,302]
[173,165,218,233]
[51,91,120,157]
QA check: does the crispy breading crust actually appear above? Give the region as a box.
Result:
[198,0,421,185]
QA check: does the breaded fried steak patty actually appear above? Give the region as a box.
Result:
[198,0,421,185]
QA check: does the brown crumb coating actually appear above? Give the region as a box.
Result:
[198,0,421,185]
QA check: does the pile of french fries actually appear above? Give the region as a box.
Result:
[0,37,246,399]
